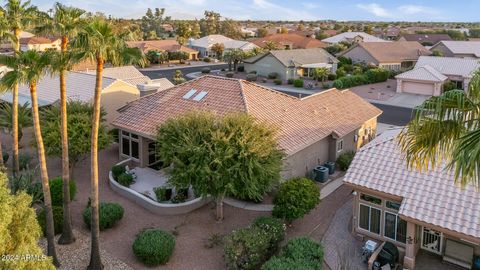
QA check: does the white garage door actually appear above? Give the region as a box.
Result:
[401,81,435,95]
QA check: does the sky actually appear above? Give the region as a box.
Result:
[31,0,480,22]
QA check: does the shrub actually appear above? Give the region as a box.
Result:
[27,182,43,204]
[19,153,32,170]
[49,177,76,206]
[443,81,457,91]
[321,83,330,89]
[246,74,257,82]
[153,186,172,202]
[267,72,278,79]
[337,56,352,66]
[224,227,273,270]
[117,172,134,187]
[327,73,337,81]
[252,216,285,250]
[248,70,257,74]
[304,82,314,89]
[37,205,63,235]
[261,257,312,270]
[274,79,282,85]
[333,74,368,89]
[336,151,355,171]
[173,77,186,85]
[133,229,175,266]
[226,71,234,78]
[287,78,294,85]
[203,57,211,62]
[201,67,211,73]
[353,66,363,75]
[83,202,124,231]
[237,66,245,72]
[272,178,320,222]
[335,67,346,78]
[281,237,324,270]
[364,68,389,84]
[293,79,304,88]
[171,192,187,203]
[111,165,126,180]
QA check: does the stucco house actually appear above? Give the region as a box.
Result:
[398,34,452,46]
[322,31,386,44]
[0,66,154,125]
[395,56,480,96]
[127,40,199,60]
[112,75,381,179]
[344,129,480,270]
[339,42,432,71]
[19,37,61,52]
[188,35,258,58]
[243,48,339,81]
[251,33,327,50]
[430,41,480,59]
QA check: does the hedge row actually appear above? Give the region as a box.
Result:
[261,237,324,270]
[333,68,390,89]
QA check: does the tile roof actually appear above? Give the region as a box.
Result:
[322,32,386,43]
[395,65,448,82]
[113,75,381,155]
[19,36,55,44]
[344,129,480,240]
[126,40,197,54]
[245,48,338,67]
[346,41,432,63]
[415,56,480,78]
[251,33,327,49]
[400,34,452,44]
[434,41,480,57]
[80,66,150,86]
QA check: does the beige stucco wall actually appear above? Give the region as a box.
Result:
[100,80,140,126]
[341,46,379,65]
[244,55,288,81]
[20,40,61,52]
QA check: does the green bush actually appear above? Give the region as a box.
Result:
[252,216,285,251]
[335,67,346,78]
[364,68,389,84]
[49,177,76,206]
[262,237,324,270]
[336,151,355,171]
[226,71,234,78]
[321,83,330,89]
[224,227,273,270]
[117,172,134,187]
[443,81,457,91]
[293,79,304,88]
[37,205,63,235]
[287,78,294,85]
[2,151,8,163]
[153,186,172,202]
[272,178,320,222]
[274,79,282,85]
[132,229,175,266]
[332,74,368,89]
[173,77,186,85]
[267,72,278,79]
[201,67,211,73]
[171,192,187,203]
[19,153,31,170]
[111,165,125,180]
[246,74,257,82]
[83,202,124,231]
[261,257,312,270]
[337,56,352,66]
[327,73,337,81]
[203,57,211,62]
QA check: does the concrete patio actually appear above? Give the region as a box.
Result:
[129,167,170,201]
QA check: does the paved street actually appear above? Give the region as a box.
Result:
[140,63,228,80]
[372,103,414,126]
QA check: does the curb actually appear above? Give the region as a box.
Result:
[223,197,273,212]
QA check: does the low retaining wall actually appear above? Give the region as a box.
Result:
[109,159,210,215]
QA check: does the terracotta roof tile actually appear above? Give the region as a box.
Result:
[252,33,327,49]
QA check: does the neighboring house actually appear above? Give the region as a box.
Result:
[19,37,61,52]
[344,129,480,270]
[339,42,432,71]
[243,48,339,81]
[322,31,386,44]
[429,41,480,59]
[398,34,452,46]
[112,75,381,178]
[0,31,34,52]
[323,29,338,37]
[188,34,258,58]
[395,56,480,96]
[127,40,199,60]
[241,27,257,38]
[251,33,327,50]
[383,26,401,40]
[0,66,153,125]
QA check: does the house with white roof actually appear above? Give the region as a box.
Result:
[430,41,480,59]
[188,34,258,58]
[344,129,480,270]
[395,56,480,96]
[322,31,386,44]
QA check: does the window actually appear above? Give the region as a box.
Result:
[121,131,140,160]
[384,212,407,243]
[386,201,401,211]
[360,194,382,205]
[337,139,343,152]
[359,204,381,234]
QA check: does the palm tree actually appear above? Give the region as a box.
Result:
[71,19,146,270]
[398,71,480,188]
[0,102,32,142]
[0,50,60,266]
[264,41,279,51]
[224,49,245,72]
[0,0,39,176]
[211,42,224,59]
[312,67,329,83]
[37,2,85,245]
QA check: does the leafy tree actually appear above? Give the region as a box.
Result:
[71,18,146,270]
[191,20,201,38]
[0,0,40,175]
[278,27,288,34]
[201,10,221,36]
[0,102,32,142]
[224,49,245,72]
[175,21,191,45]
[398,71,480,188]
[0,50,59,266]
[431,50,444,57]
[211,42,225,59]
[146,50,168,64]
[140,8,169,39]
[312,67,329,83]
[272,178,320,222]
[220,18,242,39]
[469,28,480,38]
[156,112,283,220]
[257,28,268,38]
[0,172,55,270]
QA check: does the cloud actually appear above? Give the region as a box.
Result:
[356,3,392,18]
[398,5,438,15]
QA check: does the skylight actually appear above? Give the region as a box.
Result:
[192,91,208,101]
[182,89,197,99]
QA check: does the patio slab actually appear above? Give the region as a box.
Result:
[129,167,169,199]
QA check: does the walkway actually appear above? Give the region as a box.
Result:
[322,198,366,270]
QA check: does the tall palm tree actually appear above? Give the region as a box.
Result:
[71,19,146,270]
[398,71,480,188]
[37,2,85,245]
[0,0,39,175]
[0,51,60,266]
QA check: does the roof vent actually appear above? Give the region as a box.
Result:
[183,89,197,99]
[193,91,208,101]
